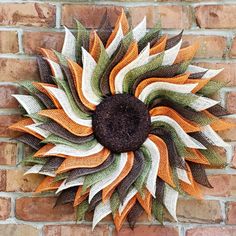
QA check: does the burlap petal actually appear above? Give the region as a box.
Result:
[165,30,183,50]
[14,134,42,150]
[55,186,77,206]
[127,201,144,229]
[37,56,54,84]
[40,157,64,173]
[35,92,56,109]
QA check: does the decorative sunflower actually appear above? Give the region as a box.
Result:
[9,10,233,231]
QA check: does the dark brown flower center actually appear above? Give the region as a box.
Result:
[92,94,151,153]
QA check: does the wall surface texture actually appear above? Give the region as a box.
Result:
[0,0,236,236]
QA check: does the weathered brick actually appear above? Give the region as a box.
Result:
[226,92,236,114]
[0,115,21,138]
[195,5,236,29]
[0,3,56,27]
[129,6,192,29]
[62,5,122,28]
[23,31,64,55]
[182,35,226,58]
[0,197,11,220]
[113,226,179,236]
[195,62,236,86]
[177,199,222,223]
[16,197,75,221]
[6,169,44,192]
[0,85,20,109]
[186,227,236,236]
[0,31,18,53]
[43,224,109,236]
[0,142,17,166]
[0,58,39,82]
[227,202,236,224]
[0,224,39,236]
[0,170,6,191]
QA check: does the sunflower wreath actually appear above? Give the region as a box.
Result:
[10,10,233,231]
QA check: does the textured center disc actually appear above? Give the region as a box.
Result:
[92,94,151,153]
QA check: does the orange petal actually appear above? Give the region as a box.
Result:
[150,35,168,55]
[150,106,200,133]
[102,152,134,203]
[114,196,136,231]
[9,118,44,140]
[106,9,129,48]
[39,48,58,62]
[149,134,175,187]
[38,109,93,136]
[35,176,62,193]
[56,148,111,173]
[34,144,55,157]
[185,149,210,165]
[67,59,96,110]
[136,189,152,219]
[32,82,61,109]
[134,73,190,97]
[73,186,89,207]
[185,78,210,93]
[174,41,200,64]
[109,42,138,94]
[89,31,102,62]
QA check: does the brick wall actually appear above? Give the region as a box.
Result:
[0,1,235,236]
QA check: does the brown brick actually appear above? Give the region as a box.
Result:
[0,3,56,27]
[6,169,44,192]
[0,197,11,220]
[0,170,6,191]
[177,199,222,223]
[226,92,236,114]
[182,35,226,58]
[186,227,236,236]
[0,31,18,53]
[0,115,21,138]
[62,5,122,28]
[195,62,236,86]
[0,58,39,82]
[218,117,236,141]
[23,31,64,55]
[227,202,236,224]
[232,147,236,168]
[195,5,236,29]
[113,226,179,236]
[0,142,17,166]
[44,224,109,236]
[129,6,192,29]
[0,85,20,109]
[0,224,39,236]
[16,197,75,221]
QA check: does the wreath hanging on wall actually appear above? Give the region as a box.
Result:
[9,10,233,230]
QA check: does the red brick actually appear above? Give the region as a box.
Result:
[129,6,192,29]
[0,3,56,27]
[0,225,39,236]
[186,227,236,236]
[43,224,109,236]
[230,37,236,58]
[0,58,39,82]
[226,92,236,114]
[218,117,236,141]
[177,199,222,223]
[195,5,236,29]
[0,85,20,109]
[195,62,236,86]
[0,170,6,191]
[0,142,17,166]
[113,226,179,236]
[16,197,75,221]
[227,202,236,224]
[182,35,226,58]
[0,115,21,138]
[6,169,44,192]
[0,197,11,220]
[62,5,122,28]
[23,31,64,55]
[0,31,18,53]
[232,147,236,168]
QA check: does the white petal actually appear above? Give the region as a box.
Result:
[45,143,104,157]
[106,23,124,57]
[143,138,160,197]
[24,164,43,175]
[89,153,128,203]
[12,95,42,114]
[177,168,191,184]
[115,44,150,93]
[151,115,206,149]
[190,96,219,111]
[164,185,178,221]
[43,86,92,127]
[45,59,64,80]
[25,123,50,138]
[138,82,197,103]
[62,27,76,61]
[56,177,84,194]
[132,17,146,42]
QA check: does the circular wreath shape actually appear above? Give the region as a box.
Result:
[9,9,233,231]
